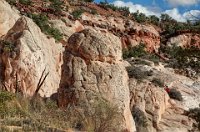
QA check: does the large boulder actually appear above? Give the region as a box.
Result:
[58,29,136,131]
[0,17,63,97]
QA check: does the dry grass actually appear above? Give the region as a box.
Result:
[0,91,121,131]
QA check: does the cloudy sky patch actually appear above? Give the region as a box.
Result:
[165,0,200,7]
[111,0,200,22]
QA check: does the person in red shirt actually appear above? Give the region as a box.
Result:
[164,85,170,93]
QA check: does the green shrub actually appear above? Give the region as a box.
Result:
[132,11,148,23]
[123,44,147,59]
[132,107,148,131]
[49,0,64,14]
[145,54,160,65]
[76,98,120,132]
[168,89,183,101]
[0,91,14,104]
[0,40,15,53]
[27,13,63,42]
[151,78,164,87]
[160,45,200,75]
[91,9,98,15]
[149,15,160,26]
[99,2,129,14]
[6,0,17,5]
[187,107,200,130]
[127,67,153,81]
[0,91,15,117]
[71,9,84,19]
[19,0,32,5]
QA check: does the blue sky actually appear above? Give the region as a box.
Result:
[94,0,200,22]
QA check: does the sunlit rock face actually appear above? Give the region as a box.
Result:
[58,29,136,132]
[0,0,20,37]
[0,17,63,97]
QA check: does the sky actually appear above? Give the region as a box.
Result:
[94,0,200,22]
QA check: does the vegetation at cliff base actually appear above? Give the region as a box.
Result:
[123,44,160,65]
[0,90,120,131]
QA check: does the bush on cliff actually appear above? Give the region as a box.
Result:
[123,44,160,65]
[123,44,147,59]
[71,9,84,19]
[168,89,183,101]
[132,106,148,132]
[160,45,200,76]
[99,2,130,14]
[27,13,63,42]
[49,0,64,15]
[187,107,200,130]
[151,78,164,87]
[127,66,153,82]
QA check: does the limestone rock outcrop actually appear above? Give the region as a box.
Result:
[50,18,85,42]
[122,21,160,52]
[0,16,63,97]
[129,79,169,132]
[58,29,136,131]
[0,0,20,37]
[127,59,198,132]
[80,14,160,52]
[167,33,200,48]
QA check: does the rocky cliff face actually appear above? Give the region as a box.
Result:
[58,29,135,131]
[80,13,160,52]
[126,59,199,132]
[167,33,200,48]
[0,0,200,131]
[0,0,63,96]
[0,17,63,97]
[0,0,20,37]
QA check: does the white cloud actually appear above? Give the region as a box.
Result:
[113,1,200,22]
[113,1,159,16]
[165,0,200,6]
[183,10,200,21]
[164,8,186,22]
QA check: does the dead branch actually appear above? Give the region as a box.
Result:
[32,68,49,99]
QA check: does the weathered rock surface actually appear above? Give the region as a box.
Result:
[51,18,85,42]
[121,21,160,52]
[167,33,200,48]
[0,16,63,97]
[0,0,20,37]
[58,29,136,131]
[127,59,198,132]
[129,79,169,132]
[81,14,160,52]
